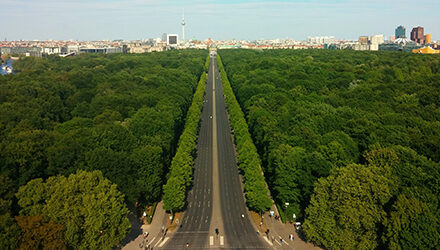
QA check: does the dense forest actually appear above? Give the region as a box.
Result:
[0,50,207,249]
[219,49,440,249]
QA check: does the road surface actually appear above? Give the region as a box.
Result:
[163,55,267,249]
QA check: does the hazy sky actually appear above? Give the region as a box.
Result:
[2,0,440,41]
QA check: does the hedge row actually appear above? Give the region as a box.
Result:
[216,54,273,213]
[162,55,209,213]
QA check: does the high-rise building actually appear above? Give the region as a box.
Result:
[167,34,179,46]
[425,34,432,44]
[411,26,425,44]
[162,33,167,43]
[390,35,395,42]
[395,25,406,38]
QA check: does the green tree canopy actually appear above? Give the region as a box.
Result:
[16,170,130,249]
[15,215,66,250]
[303,164,393,249]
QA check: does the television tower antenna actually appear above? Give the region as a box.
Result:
[182,9,185,41]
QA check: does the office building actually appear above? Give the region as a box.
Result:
[167,34,178,46]
[395,26,406,38]
[390,36,395,42]
[162,33,167,43]
[354,36,369,51]
[411,26,425,44]
[359,36,369,45]
[370,35,385,45]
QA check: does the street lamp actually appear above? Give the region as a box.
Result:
[284,202,289,222]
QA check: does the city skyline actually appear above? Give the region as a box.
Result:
[2,0,440,41]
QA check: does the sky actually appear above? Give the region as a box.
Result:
[2,0,440,41]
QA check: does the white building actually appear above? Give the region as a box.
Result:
[370,35,385,45]
[42,46,61,55]
[307,36,335,45]
[67,45,80,54]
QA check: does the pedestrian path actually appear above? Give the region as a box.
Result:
[122,201,169,250]
[256,204,321,249]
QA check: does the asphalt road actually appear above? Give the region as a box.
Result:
[163,55,267,249]
[162,57,214,250]
[213,58,266,249]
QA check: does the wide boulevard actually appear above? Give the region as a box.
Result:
[163,54,267,249]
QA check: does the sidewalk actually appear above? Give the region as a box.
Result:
[122,201,169,250]
[259,204,321,250]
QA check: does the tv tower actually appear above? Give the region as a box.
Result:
[181,9,185,41]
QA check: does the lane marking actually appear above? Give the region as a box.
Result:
[154,237,162,248]
[210,236,214,246]
[174,231,209,233]
[262,236,273,246]
[158,237,169,247]
[220,236,224,246]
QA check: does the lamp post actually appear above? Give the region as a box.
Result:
[284,202,289,222]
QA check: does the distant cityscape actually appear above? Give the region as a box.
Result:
[1,25,439,58]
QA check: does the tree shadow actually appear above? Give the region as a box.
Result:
[119,206,143,248]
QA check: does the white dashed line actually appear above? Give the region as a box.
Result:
[263,236,273,246]
[158,237,169,247]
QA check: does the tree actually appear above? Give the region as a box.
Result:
[219,49,440,249]
[0,174,20,249]
[303,164,393,249]
[0,174,15,214]
[85,147,138,204]
[162,176,186,213]
[1,50,207,209]
[245,178,273,213]
[130,145,164,204]
[269,144,303,218]
[16,170,130,249]
[0,214,20,250]
[15,215,66,250]
[1,129,52,186]
[382,193,440,250]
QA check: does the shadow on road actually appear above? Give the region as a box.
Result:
[119,207,143,248]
